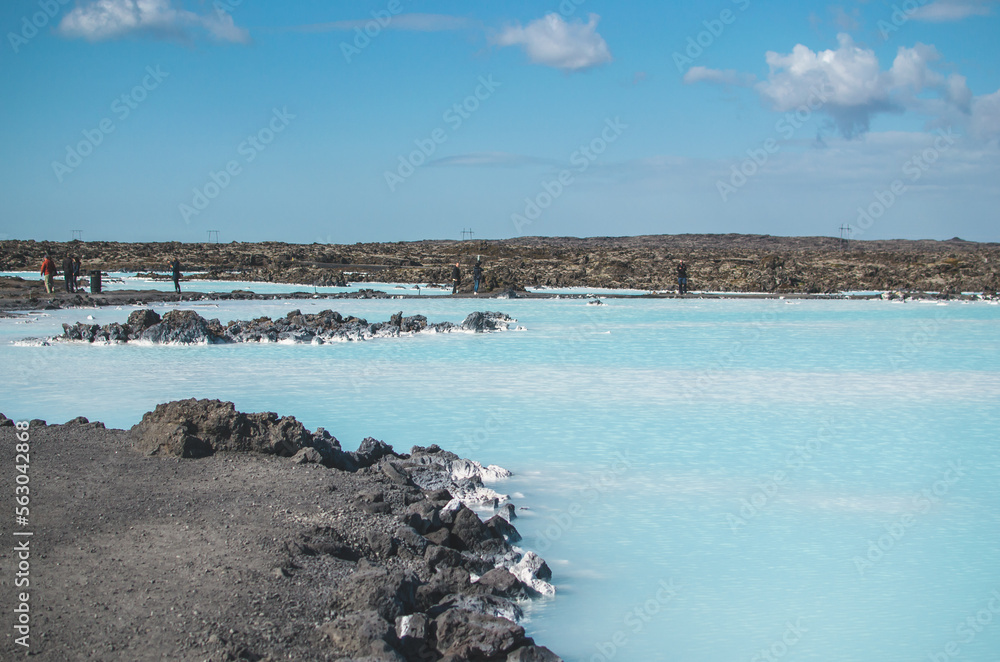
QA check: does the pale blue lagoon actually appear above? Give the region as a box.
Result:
[2,297,999,661]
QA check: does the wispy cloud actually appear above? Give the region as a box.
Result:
[58,0,249,44]
[970,89,1000,142]
[493,13,612,72]
[911,0,996,21]
[286,13,480,34]
[429,152,558,168]
[683,66,755,87]
[830,5,862,30]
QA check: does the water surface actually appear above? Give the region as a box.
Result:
[2,297,998,661]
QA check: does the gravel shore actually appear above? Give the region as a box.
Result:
[0,404,560,661]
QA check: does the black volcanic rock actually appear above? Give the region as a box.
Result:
[462,311,516,332]
[126,308,161,332]
[433,608,531,659]
[140,310,224,344]
[129,398,312,458]
[46,309,515,345]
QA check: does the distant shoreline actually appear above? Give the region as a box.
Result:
[3,234,998,295]
[2,274,991,314]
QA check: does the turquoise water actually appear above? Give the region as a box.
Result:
[2,297,999,661]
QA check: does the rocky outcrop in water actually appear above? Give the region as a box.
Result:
[398,445,514,508]
[51,308,516,344]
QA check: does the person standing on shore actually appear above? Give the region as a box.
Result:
[170,258,182,293]
[677,261,689,295]
[73,257,82,292]
[473,258,483,295]
[62,255,75,292]
[451,262,461,295]
[40,254,56,293]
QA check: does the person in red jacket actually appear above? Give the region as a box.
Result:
[40,254,56,293]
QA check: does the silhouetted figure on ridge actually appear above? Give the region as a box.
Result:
[677,261,689,295]
[170,258,182,294]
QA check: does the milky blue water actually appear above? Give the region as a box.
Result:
[2,296,999,662]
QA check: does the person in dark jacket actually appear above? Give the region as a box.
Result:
[677,261,689,295]
[451,262,461,295]
[473,258,483,295]
[169,258,182,293]
[63,255,75,292]
[72,257,81,292]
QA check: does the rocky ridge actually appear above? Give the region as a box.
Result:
[3,234,999,294]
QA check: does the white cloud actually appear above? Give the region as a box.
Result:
[912,0,995,22]
[755,33,898,137]
[58,0,249,44]
[493,13,612,72]
[689,33,980,139]
[889,43,944,90]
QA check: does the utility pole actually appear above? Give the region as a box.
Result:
[839,224,851,251]
[461,228,474,241]
[72,230,83,241]
[207,230,220,243]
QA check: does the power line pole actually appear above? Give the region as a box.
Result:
[461,228,474,241]
[207,230,220,243]
[839,224,851,251]
[72,230,83,241]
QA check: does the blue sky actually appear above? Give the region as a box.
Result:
[1,0,998,243]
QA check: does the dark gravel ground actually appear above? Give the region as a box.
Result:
[0,419,554,661]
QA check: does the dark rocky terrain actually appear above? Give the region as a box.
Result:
[3,234,999,294]
[0,400,560,661]
[40,309,515,345]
